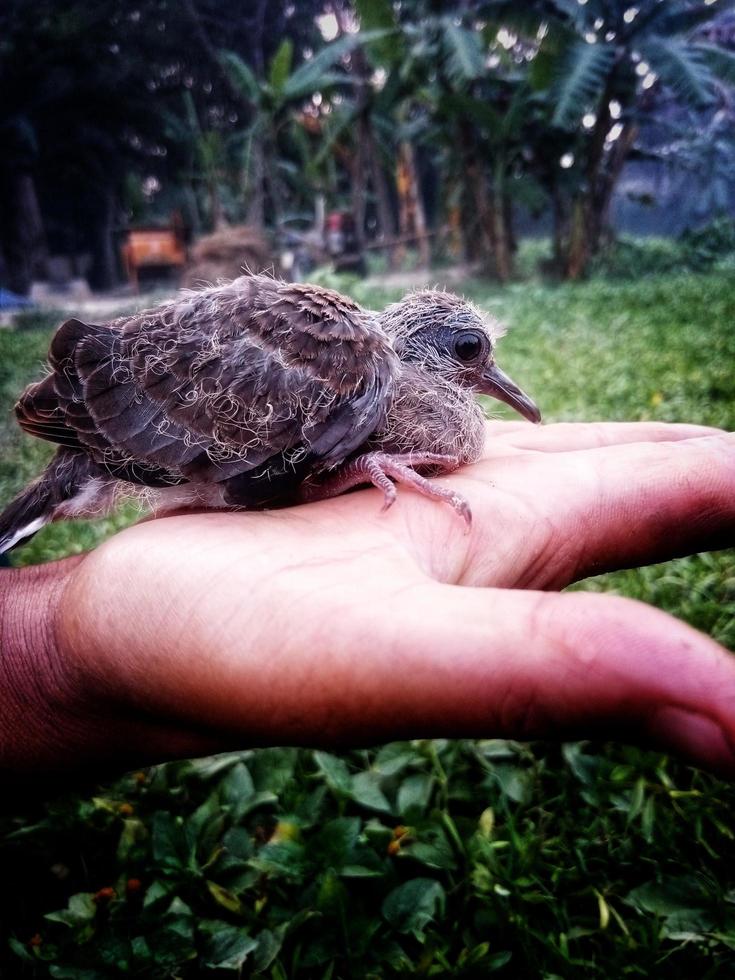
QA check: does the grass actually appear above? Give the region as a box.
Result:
[1,265,734,977]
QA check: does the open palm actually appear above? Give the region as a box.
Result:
[46,420,735,776]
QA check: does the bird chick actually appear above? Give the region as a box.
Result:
[0,276,539,553]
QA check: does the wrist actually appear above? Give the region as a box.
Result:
[0,556,89,772]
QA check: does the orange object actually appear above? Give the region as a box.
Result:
[121,229,186,290]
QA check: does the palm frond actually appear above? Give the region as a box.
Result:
[284,30,389,101]
[268,39,294,98]
[551,40,616,128]
[695,42,735,85]
[220,50,260,105]
[353,0,404,66]
[443,24,486,83]
[480,1,567,41]
[639,3,721,40]
[639,37,714,107]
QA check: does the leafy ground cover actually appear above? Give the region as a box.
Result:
[1,264,734,977]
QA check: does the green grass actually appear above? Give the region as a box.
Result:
[1,268,734,977]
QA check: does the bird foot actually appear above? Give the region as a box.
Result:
[301,452,472,527]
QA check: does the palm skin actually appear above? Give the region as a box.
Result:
[6,420,735,777]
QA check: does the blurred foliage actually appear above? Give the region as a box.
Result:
[4,743,735,978]
[2,0,735,291]
[590,218,735,278]
[1,266,734,976]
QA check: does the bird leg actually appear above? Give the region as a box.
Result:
[300,452,472,527]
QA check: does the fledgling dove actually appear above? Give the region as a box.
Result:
[0,276,540,553]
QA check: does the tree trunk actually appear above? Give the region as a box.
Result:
[90,185,118,291]
[457,123,513,281]
[597,122,638,245]
[504,193,517,255]
[559,64,637,280]
[550,186,569,276]
[490,165,514,282]
[208,181,225,231]
[564,199,591,281]
[0,171,47,295]
[458,126,493,265]
[351,120,367,251]
[245,134,265,228]
[396,140,430,268]
[363,118,398,269]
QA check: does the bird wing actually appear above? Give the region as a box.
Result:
[15,276,398,487]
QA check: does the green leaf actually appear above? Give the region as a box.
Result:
[249,747,297,793]
[529,47,558,91]
[402,827,456,871]
[312,816,361,869]
[222,825,253,860]
[382,878,446,940]
[374,742,417,776]
[143,879,177,909]
[444,24,486,83]
[316,867,348,914]
[284,31,389,101]
[639,37,714,107]
[314,751,352,795]
[220,50,260,104]
[151,811,192,870]
[341,863,385,878]
[269,38,294,96]
[8,938,35,964]
[397,773,434,818]
[493,763,534,804]
[148,898,196,968]
[695,43,735,85]
[551,40,616,128]
[45,893,96,928]
[355,0,396,32]
[200,922,257,970]
[625,875,709,917]
[249,839,306,880]
[117,816,146,863]
[351,771,393,813]
[206,880,246,916]
[252,927,286,973]
[354,0,403,66]
[220,760,255,805]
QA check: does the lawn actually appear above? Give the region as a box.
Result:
[1,267,734,977]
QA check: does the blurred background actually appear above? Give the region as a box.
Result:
[2,2,735,978]
[1,0,735,303]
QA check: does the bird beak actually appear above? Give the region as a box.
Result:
[478,363,541,423]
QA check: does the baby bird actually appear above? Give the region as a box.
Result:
[0,276,539,553]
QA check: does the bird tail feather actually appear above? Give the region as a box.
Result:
[0,449,100,555]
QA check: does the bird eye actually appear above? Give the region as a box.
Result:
[453,331,484,363]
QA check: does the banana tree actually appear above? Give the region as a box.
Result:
[356,0,546,280]
[497,0,735,277]
[221,32,379,229]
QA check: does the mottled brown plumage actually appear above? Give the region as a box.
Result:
[0,276,539,552]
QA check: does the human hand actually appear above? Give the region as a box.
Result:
[3,421,734,775]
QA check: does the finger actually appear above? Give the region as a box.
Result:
[73,565,735,776]
[483,420,725,455]
[324,585,735,777]
[554,433,735,582]
[410,587,735,778]
[466,432,735,589]
[483,420,539,438]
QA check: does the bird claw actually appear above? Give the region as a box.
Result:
[305,452,471,528]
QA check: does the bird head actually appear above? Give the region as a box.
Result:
[378,290,541,423]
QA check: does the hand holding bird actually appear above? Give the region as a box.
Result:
[1,419,734,775]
